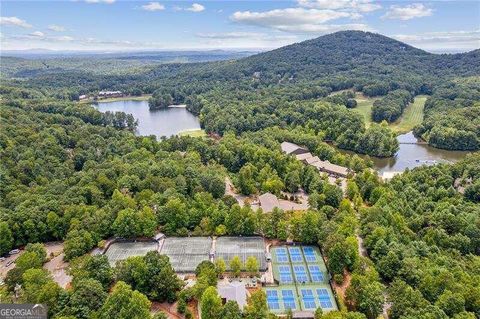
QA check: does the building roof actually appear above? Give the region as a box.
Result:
[295,152,313,161]
[258,192,280,213]
[312,160,349,176]
[280,142,308,155]
[304,156,320,165]
[217,281,247,309]
[98,90,122,95]
[292,311,315,319]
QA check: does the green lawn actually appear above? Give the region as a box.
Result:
[352,93,376,127]
[351,93,427,133]
[78,95,151,104]
[178,129,206,138]
[390,95,428,133]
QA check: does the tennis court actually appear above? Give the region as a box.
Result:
[278,265,293,284]
[104,241,159,266]
[308,265,324,283]
[215,236,267,271]
[266,286,300,313]
[288,247,303,263]
[266,245,337,315]
[303,246,317,262]
[159,237,212,272]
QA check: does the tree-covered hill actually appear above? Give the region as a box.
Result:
[2,31,479,151]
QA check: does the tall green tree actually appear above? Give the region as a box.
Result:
[0,222,13,255]
[97,281,151,319]
[230,255,242,277]
[200,286,223,319]
[244,290,268,319]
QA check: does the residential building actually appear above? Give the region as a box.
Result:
[281,142,309,155]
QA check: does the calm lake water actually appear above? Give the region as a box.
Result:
[95,99,200,138]
[367,132,471,173]
[96,100,472,174]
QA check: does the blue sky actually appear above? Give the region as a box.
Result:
[1,0,479,52]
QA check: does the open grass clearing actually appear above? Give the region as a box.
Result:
[352,92,377,127]
[350,93,427,133]
[390,95,428,133]
[178,129,206,138]
[79,94,151,104]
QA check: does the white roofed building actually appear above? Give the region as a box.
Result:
[217,281,247,309]
[281,142,309,155]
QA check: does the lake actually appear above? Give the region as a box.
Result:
[368,132,471,174]
[95,99,200,138]
[96,100,472,174]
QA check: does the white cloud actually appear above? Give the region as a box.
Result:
[0,16,32,28]
[84,0,115,3]
[393,30,480,52]
[141,2,165,11]
[382,3,433,21]
[196,32,265,39]
[232,8,353,26]
[174,3,205,12]
[54,36,75,42]
[297,0,381,13]
[29,31,45,37]
[277,23,371,33]
[196,32,297,42]
[186,3,205,12]
[48,24,66,32]
[230,8,370,33]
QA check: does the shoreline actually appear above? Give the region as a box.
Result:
[79,94,151,104]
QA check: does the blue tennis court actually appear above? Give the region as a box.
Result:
[308,265,324,282]
[278,265,293,283]
[267,290,280,310]
[317,288,333,309]
[289,247,303,262]
[276,247,288,263]
[282,290,296,310]
[293,265,308,283]
[303,247,317,262]
[301,289,317,309]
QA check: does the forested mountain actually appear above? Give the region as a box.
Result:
[1,30,480,319]
[3,31,478,151]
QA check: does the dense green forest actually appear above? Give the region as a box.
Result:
[0,30,479,319]
[414,77,480,150]
[3,31,479,151]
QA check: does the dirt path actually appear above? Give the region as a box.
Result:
[225,177,250,207]
[43,242,72,289]
[152,302,183,319]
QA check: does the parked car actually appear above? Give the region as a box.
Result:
[8,249,20,255]
[0,257,5,262]
[5,260,14,267]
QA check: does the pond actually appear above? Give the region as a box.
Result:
[95,99,201,138]
[368,132,471,174]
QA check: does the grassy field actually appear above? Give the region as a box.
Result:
[352,93,377,127]
[351,93,427,133]
[390,95,428,133]
[178,129,206,138]
[79,94,151,104]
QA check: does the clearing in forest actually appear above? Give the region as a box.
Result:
[390,95,428,133]
[178,129,207,137]
[352,93,376,127]
[351,93,427,133]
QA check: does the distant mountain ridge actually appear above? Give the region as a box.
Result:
[229,31,479,81]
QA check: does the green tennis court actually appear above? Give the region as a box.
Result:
[265,245,337,315]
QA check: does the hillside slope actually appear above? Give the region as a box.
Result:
[2,31,479,151]
[227,31,479,84]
